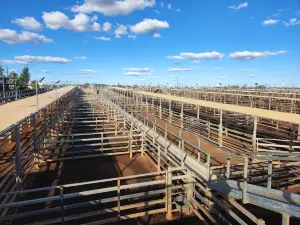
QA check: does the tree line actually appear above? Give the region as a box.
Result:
[0,66,32,89]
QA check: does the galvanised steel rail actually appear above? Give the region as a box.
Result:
[0,87,76,212]
[102,86,300,224]
[0,89,37,104]
[109,87,300,154]
[137,86,300,114]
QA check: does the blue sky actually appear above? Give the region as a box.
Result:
[0,0,299,87]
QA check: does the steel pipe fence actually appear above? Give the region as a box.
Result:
[0,87,77,201]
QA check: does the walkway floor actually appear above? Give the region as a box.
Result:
[0,87,72,131]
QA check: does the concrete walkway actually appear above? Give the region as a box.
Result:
[0,87,72,131]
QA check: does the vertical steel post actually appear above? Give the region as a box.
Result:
[218,109,223,147]
[267,158,272,189]
[253,116,257,152]
[282,214,290,225]
[243,157,248,203]
[180,102,184,129]
[157,145,161,171]
[166,168,173,220]
[15,124,23,191]
[33,114,39,169]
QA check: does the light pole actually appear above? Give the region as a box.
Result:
[36,77,45,111]
[15,78,17,100]
[55,80,60,102]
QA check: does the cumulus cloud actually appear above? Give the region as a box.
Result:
[166,56,185,60]
[168,68,192,72]
[124,68,151,72]
[40,70,49,73]
[0,60,28,65]
[160,2,164,7]
[0,29,53,44]
[240,68,258,71]
[74,56,87,60]
[167,52,224,61]
[14,55,71,63]
[94,36,111,41]
[125,72,151,76]
[80,70,96,74]
[229,2,248,10]
[130,19,169,36]
[71,0,155,16]
[103,22,112,32]
[229,50,286,60]
[43,11,101,32]
[177,9,181,12]
[262,19,280,25]
[11,17,42,31]
[128,35,136,39]
[212,67,224,70]
[168,3,172,9]
[115,24,128,38]
[284,18,300,26]
[153,33,161,38]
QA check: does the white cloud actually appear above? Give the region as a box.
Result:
[43,11,101,32]
[15,55,71,63]
[180,51,225,60]
[128,35,136,39]
[0,60,28,65]
[262,19,280,25]
[0,29,53,44]
[130,19,169,35]
[80,70,96,74]
[229,50,286,60]
[168,3,172,9]
[248,74,257,77]
[168,68,192,72]
[11,17,42,31]
[240,68,258,71]
[94,36,112,41]
[71,0,155,16]
[219,76,228,79]
[80,75,96,78]
[124,68,151,72]
[166,56,185,60]
[40,70,49,73]
[154,10,160,14]
[74,56,87,60]
[177,9,181,12]
[229,2,248,10]
[103,22,112,32]
[212,67,224,70]
[115,24,128,38]
[160,2,164,8]
[284,18,300,26]
[153,33,161,38]
[125,72,151,76]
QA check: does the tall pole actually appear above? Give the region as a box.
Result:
[15,79,17,100]
[36,81,39,111]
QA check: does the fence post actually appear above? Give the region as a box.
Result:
[117,178,121,220]
[226,154,231,179]
[243,157,249,203]
[197,138,201,162]
[33,114,39,169]
[15,124,23,191]
[218,109,223,147]
[267,157,272,189]
[59,187,64,225]
[253,116,258,152]
[166,168,173,220]
[157,145,161,171]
